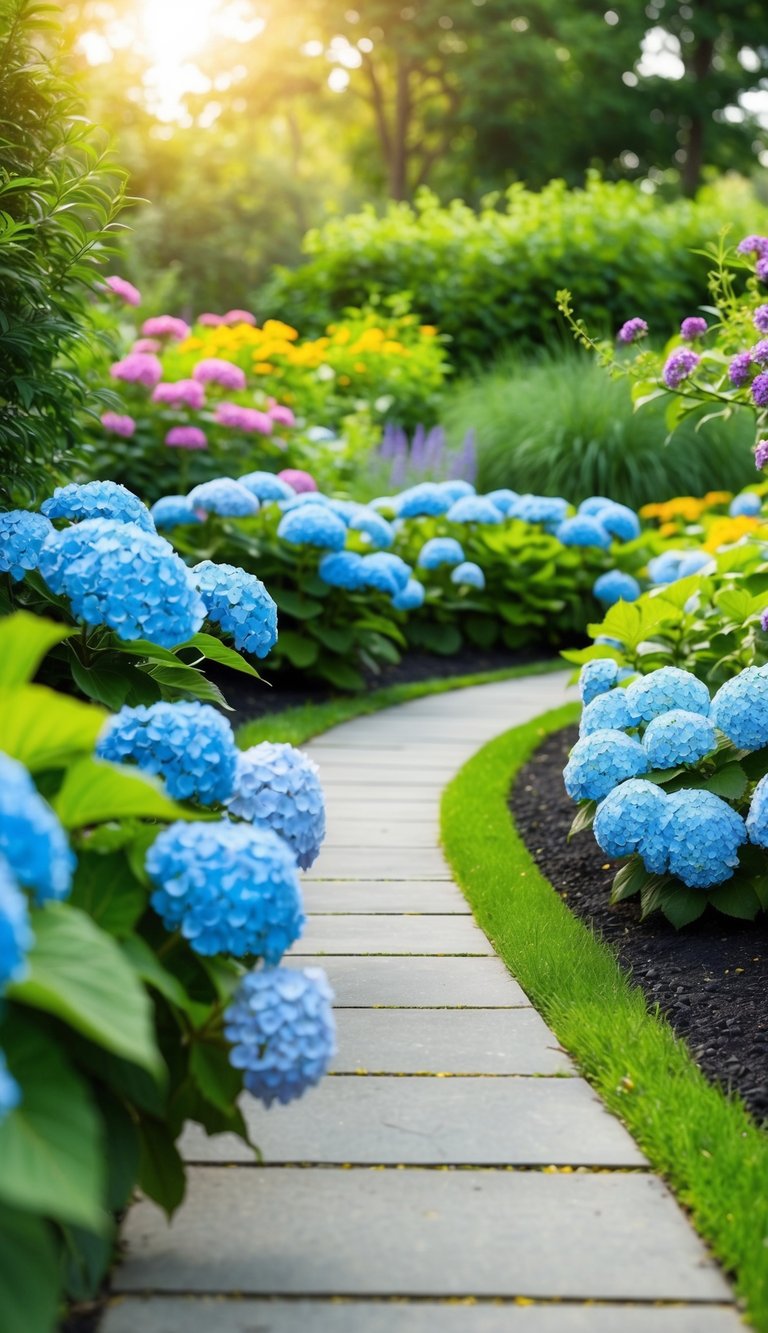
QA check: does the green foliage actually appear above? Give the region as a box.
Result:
[0,0,127,502]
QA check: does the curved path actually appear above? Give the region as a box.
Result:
[102,672,741,1333]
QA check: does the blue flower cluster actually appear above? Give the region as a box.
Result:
[417,538,465,569]
[579,688,632,736]
[579,496,612,516]
[146,819,304,961]
[0,855,34,989]
[39,519,205,648]
[228,742,326,870]
[392,578,426,610]
[187,478,259,518]
[224,965,336,1107]
[579,658,619,705]
[98,701,238,805]
[238,471,294,502]
[318,551,365,590]
[625,667,710,724]
[0,511,54,581]
[42,481,155,532]
[593,779,667,865]
[277,505,347,550]
[451,561,485,589]
[711,666,768,749]
[642,709,716,768]
[348,509,394,549]
[193,560,278,658]
[0,753,75,904]
[660,790,745,888]
[447,496,502,525]
[593,570,641,606]
[396,484,452,518]
[593,503,640,542]
[150,495,205,530]
[564,729,648,802]
[0,1049,21,1123]
[360,552,411,595]
[747,775,768,848]
[729,492,762,517]
[556,515,611,549]
[486,488,519,514]
[510,495,568,527]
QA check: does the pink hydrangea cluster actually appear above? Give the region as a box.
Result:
[268,402,296,428]
[141,315,190,340]
[104,275,141,307]
[153,379,206,410]
[215,403,273,435]
[193,359,247,391]
[132,337,161,354]
[198,313,225,327]
[110,353,163,388]
[278,468,317,494]
[165,426,207,450]
[101,412,136,438]
[222,309,256,326]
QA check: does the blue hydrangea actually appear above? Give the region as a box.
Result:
[593,779,668,869]
[594,636,625,650]
[563,729,649,802]
[642,709,716,768]
[0,1050,21,1122]
[486,489,519,514]
[593,570,641,606]
[146,819,304,961]
[396,484,452,518]
[579,689,632,736]
[660,789,746,888]
[279,493,331,512]
[648,550,687,585]
[676,550,712,578]
[556,515,611,549]
[42,481,155,533]
[593,503,641,542]
[451,561,485,589]
[447,495,503,525]
[238,471,294,502]
[369,496,398,514]
[711,666,768,749]
[277,505,347,551]
[746,775,768,848]
[438,480,476,502]
[0,856,33,988]
[193,560,277,658]
[326,499,359,523]
[625,667,710,724]
[318,551,365,590]
[392,578,426,611]
[359,553,411,594]
[579,496,613,516]
[729,492,762,517]
[150,495,205,529]
[0,511,54,581]
[98,701,238,806]
[187,478,259,518]
[417,537,465,569]
[579,658,619,705]
[39,519,205,648]
[0,754,74,904]
[227,743,326,870]
[224,965,336,1107]
[348,509,394,549]
[510,495,569,526]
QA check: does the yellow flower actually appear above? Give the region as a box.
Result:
[353,361,367,374]
[338,374,351,386]
[420,325,437,336]
[253,362,275,374]
[705,516,759,551]
[703,491,733,507]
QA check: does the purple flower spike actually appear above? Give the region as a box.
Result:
[680,316,707,340]
[662,348,700,389]
[617,318,648,344]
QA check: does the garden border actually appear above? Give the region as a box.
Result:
[441,705,768,1332]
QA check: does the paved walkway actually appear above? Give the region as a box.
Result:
[102,672,742,1332]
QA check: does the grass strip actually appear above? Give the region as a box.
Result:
[442,703,768,1329]
[235,659,564,747]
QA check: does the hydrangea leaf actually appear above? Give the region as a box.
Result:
[0,1202,60,1333]
[0,611,74,688]
[53,757,192,829]
[141,663,229,709]
[658,885,707,930]
[706,880,761,920]
[70,657,134,711]
[610,859,647,904]
[567,800,596,840]
[137,1118,185,1216]
[278,630,319,669]
[698,762,748,800]
[272,589,324,620]
[178,632,261,678]
[69,851,146,938]
[0,685,106,771]
[189,1041,243,1115]
[121,934,196,1014]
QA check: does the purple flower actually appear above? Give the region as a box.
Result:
[662,348,700,389]
[755,439,768,470]
[110,353,163,389]
[193,359,247,391]
[752,372,768,408]
[752,340,768,366]
[737,235,768,258]
[101,412,136,438]
[758,258,768,284]
[215,403,273,434]
[153,379,206,409]
[617,318,648,344]
[165,426,207,450]
[728,351,753,387]
[754,306,768,335]
[279,468,316,493]
[680,316,707,340]
[141,315,190,340]
[104,274,141,306]
[133,338,161,354]
[269,403,296,427]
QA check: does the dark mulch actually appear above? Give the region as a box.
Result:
[510,723,768,1122]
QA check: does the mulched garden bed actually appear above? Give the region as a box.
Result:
[510,723,768,1122]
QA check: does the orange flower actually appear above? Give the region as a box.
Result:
[703,491,733,507]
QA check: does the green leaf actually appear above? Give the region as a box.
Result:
[0,684,105,771]
[567,800,596,840]
[0,1016,105,1229]
[0,611,74,687]
[138,1119,186,1216]
[658,884,707,928]
[610,858,646,904]
[179,632,261,678]
[714,588,754,622]
[699,763,748,801]
[121,933,194,1012]
[69,851,147,937]
[70,657,131,710]
[278,629,319,668]
[273,588,323,620]
[0,1203,60,1333]
[9,903,163,1078]
[189,1042,242,1115]
[707,880,761,920]
[143,663,229,708]
[318,658,365,691]
[53,756,191,829]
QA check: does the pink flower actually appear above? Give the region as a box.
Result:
[198,312,225,327]
[104,275,141,307]
[153,379,206,409]
[215,402,273,434]
[132,337,161,354]
[268,402,296,428]
[101,412,136,438]
[165,426,208,450]
[193,358,247,391]
[222,309,256,326]
[141,315,190,340]
[110,353,163,388]
[278,468,317,494]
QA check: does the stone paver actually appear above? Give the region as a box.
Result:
[104,670,739,1331]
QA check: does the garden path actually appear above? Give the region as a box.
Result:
[102,671,742,1333]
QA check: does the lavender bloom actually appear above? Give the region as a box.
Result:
[141,315,190,340]
[758,258,768,283]
[165,426,207,450]
[737,235,768,258]
[755,439,768,470]
[193,359,247,391]
[751,340,768,366]
[662,348,700,389]
[754,306,768,335]
[101,412,136,438]
[752,372,768,408]
[728,351,753,387]
[110,353,163,389]
[215,403,273,435]
[680,317,707,340]
[617,318,648,344]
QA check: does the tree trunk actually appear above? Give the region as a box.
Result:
[389,55,411,200]
[681,32,714,197]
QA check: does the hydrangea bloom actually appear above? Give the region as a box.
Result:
[0,754,74,904]
[0,511,53,581]
[269,403,295,428]
[193,560,277,658]
[359,552,411,594]
[150,495,205,529]
[397,483,452,518]
[141,315,190,340]
[0,857,33,987]
[279,492,331,513]
[579,496,613,516]
[593,570,641,606]
[392,578,426,610]
[447,495,503,525]
[42,480,155,533]
[593,779,667,867]
[746,775,768,848]
[326,499,358,524]
[278,469,316,493]
[215,403,273,434]
[153,379,205,410]
[579,688,632,736]
[486,489,519,514]
[556,515,611,549]
[451,561,485,589]
[98,701,238,806]
[417,537,465,569]
[563,730,648,802]
[756,439,768,470]
[510,495,569,526]
[647,549,687,584]
[110,352,163,388]
[676,550,711,578]
[660,790,745,888]
[642,709,716,768]
[166,426,207,451]
[348,509,394,549]
[625,667,710,724]
[439,480,476,502]
[0,1049,21,1121]
[224,966,335,1107]
[104,274,141,306]
[711,666,768,749]
[754,306,768,335]
[101,412,136,438]
[277,506,347,551]
[227,743,325,869]
[752,372,768,408]
[132,337,161,354]
[318,551,365,591]
[187,478,259,517]
[617,318,648,343]
[579,658,619,705]
[663,348,700,389]
[728,351,753,387]
[146,820,304,961]
[223,308,256,325]
[193,358,247,390]
[729,492,762,517]
[238,471,294,503]
[594,502,640,542]
[39,519,205,648]
[680,316,708,340]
